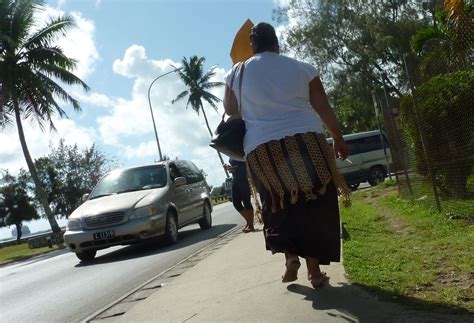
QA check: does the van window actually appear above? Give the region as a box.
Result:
[173,161,203,184]
[346,140,359,155]
[186,161,205,183]
[356,135,389,154]
[169,163,181,181]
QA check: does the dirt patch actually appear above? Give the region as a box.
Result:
[425,272,474,308]
[361,186,414,235]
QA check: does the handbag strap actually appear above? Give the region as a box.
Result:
[238,62,245,113]
[222,61,245,119]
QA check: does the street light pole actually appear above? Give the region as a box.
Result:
[147,66,182,161]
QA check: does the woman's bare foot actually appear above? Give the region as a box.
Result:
[282,253,300,283]
[309,272,327,288]
[305,257,328,288]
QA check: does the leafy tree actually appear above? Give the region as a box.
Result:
[399,70,474,198]
[411,0,473,80]
[0,0,89,234]
[275,0,431,131]
[0,170,39,243]
[172,56,229,178]
[329,75,379,134]
[210,185,223,198]
[34,139,115,218]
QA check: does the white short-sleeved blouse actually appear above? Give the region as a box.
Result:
[225,52,324,155]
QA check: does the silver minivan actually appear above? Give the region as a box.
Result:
[328,130,392,190]
[64,160,212,261]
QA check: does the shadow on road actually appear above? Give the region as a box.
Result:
[75,223,237,267]
[287,282,472,322]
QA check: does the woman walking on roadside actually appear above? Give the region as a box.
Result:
[224,158,255,233]
[223,22,351,288]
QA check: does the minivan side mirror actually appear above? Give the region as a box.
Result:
[82,193,90,202]
[173,177,187,187]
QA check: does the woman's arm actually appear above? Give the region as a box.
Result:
[223,85,239,116]
[309,77,348,160]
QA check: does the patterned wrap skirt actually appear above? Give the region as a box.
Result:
[245,132,351,265]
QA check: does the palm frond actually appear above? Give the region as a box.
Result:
[23,14,76,50]
[6,0,38,50]
[202,81,225,89]
[26,46,77,71]
[32,61,89,91]
[173,55,225,117]
[172,90,188,104]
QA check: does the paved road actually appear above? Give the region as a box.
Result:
[0,202,242,323]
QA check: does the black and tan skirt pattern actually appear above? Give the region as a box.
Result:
[245,132,351,263]
[246,132,351,213]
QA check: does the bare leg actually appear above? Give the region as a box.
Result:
[282,252,300,283]
[306,257,327,288]
[238,210,249,232]
[242,209,255,233]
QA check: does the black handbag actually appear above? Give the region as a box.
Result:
[210,62,246,161]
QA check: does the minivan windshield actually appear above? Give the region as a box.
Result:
[89,165,167,199]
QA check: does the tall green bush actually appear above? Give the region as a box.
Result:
[400,70,474,198]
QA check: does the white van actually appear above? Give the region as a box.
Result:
[328,130,392,190]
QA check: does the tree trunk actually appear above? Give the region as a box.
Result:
[15,223,22,244]
[13,100,61,234]
[200,103,230,178]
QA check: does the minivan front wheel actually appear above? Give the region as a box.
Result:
[368,166,386,186]
[164,211,178,245]
[198,202,212,230]
[76,249,96,261]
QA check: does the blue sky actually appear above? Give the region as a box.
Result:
[1,0,294,189]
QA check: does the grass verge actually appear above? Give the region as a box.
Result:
[0,243,66,266]
[340,183,473,314]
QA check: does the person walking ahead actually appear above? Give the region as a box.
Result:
[224,158,255,233]
[223,22,351,288]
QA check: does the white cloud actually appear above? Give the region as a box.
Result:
[0,118,97,174]
[273,0,292,7]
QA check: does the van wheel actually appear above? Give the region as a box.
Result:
[368,166,386,186]
[198,202,212,230]
[76,250,96,261]
[350,183,360,191]
[164,211,178,245]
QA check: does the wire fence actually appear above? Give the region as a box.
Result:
[377,11,473,219]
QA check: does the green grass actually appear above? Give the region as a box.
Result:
[341,184,474,313]
[397,174,474,220]
[0,243,66,266]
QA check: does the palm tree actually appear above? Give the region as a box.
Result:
[172,56,229,178]
[0,0,89,234]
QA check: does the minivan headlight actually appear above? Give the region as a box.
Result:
[67,218,82,231]
[130,205,160,219]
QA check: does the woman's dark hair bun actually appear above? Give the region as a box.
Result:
[250,22,278,53]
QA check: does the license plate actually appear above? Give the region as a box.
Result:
[93,230,115,240]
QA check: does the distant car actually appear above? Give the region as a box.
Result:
[328,130,392,190]
[64,160,212,261]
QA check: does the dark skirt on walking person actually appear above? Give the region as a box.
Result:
[246,132,351,265]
